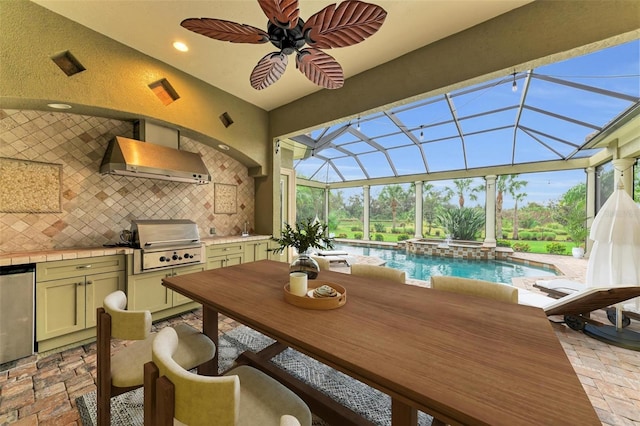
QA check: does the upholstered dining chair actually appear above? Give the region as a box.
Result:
[97,290,216,426]
[430,275,518,304]
[310,255,331,271]
[144,327,312,426]
[350,263,406,284]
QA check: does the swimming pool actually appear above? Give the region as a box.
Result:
[334,243,557,284]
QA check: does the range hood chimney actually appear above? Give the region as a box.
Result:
[100,121,211,185]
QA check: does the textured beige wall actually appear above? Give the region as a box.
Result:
[0,109,255,253]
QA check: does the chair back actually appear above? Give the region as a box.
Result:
[430,276,518,304]
[311,256,331,271]
[152,327,240,426]
[103,290,152,340]
[350,264,406,283]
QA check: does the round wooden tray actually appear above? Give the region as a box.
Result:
[283,280,347,310]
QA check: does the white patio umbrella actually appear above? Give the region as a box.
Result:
[585,181,640,334]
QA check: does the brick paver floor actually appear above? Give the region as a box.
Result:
[1,254,639,425]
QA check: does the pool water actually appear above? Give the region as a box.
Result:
[334,244,557,284]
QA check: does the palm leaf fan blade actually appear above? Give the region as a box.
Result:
[180,18,269,44]
[251,52,288,90]
[258,0,300,29]
[303,0,387,49]
[296,48,343,89]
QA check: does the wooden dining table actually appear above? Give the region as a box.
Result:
[162,259,600,426]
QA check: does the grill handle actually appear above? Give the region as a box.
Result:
[143,238,199,247]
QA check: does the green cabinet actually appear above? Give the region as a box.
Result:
[206,242,244,269]
[243,240,270,263]
[36,256,125,350]
[127,263,205,313]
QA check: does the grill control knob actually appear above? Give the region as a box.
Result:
[160,256,167,262]
[172,254,179,261]
[184,253,191,259]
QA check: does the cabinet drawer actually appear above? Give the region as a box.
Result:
[37,255,125,282]
[206,243,244,258]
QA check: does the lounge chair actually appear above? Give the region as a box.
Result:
[312,250,352,267]
[534,279,640,326]
[520,285,640,329]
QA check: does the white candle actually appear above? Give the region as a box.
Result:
[289,272,308,297]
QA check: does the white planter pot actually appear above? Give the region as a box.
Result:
[572,247,585,258]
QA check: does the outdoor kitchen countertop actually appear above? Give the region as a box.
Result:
[0,235,274,266]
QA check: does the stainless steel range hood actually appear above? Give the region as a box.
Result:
[100,136,211,184]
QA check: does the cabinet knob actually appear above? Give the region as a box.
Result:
[86,280,93,285]
[76,264,92,269]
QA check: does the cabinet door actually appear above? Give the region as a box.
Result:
[171,264,205,306]
[268,240,286,262]
[206,255,228,270]
[85,270,126,328]
[127,270,172,313]
[226,253,244,267]
[36,277,85,341]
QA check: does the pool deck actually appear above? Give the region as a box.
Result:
[333,251,640,425]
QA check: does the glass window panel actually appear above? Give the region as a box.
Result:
[512,129,564,163]
[526,78,633,128]
[450,77,519,116]
[373,133,413,149]
[330,131,361,145]
[387,146,427,176]
[358,151,394,178]
[459,107,517,134]
[596,162,615,211]
[520,108,594,147]
[324,162,344,183]
[318,148,347,159]
[465,128,513,168]
[309,124,342,140]
[331,156,367,181]
[412,121,459,142]
[294,157,325,180]
[358,114,399,137]
[422,138,466,172]
[340,141,378,154]
[296,185,325,223]
[537,40,639,96]
[391,96,450,129]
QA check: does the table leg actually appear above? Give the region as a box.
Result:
[391,398,418,426]
[199,306,219,376]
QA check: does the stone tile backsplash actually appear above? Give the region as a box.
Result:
[0,109,255,253]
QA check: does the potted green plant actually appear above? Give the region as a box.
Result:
[271,218,334,279]
[567,219,588,258]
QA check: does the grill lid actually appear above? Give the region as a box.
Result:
[131,219,200,249]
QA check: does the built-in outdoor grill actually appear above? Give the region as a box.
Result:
[129,219,205,274]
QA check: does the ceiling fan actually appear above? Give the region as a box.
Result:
[180,0,387,90]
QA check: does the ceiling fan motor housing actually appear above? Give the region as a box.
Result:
[267,19,306,55]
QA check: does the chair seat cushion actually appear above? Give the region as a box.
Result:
[111,323,215,388]
[225,365,311,426]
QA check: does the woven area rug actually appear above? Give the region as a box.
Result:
[77,326,433,425]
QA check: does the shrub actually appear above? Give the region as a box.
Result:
[542,232,557,241]
[353,232,363,239]
[546,242,567,255]
[337,233,348,238]
[397,234,410,241]
[435,207,485,241]
[496,239,512,247]
[373,223,386,232]
[435,230,441,236]
[518,231,533,240]
[512,242,531,252]
[391,228,402,234]
[404,228,414,234]
[374,233,384,241]
[350,226,363,232]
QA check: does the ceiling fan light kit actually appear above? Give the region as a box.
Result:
[181,0,387,90]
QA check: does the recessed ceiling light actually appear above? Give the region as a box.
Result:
[173,41,189,52]
[218,144,230,151]
[47,103,72,109]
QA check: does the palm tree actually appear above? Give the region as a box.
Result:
[496,174,527,239]
[378,184,407,230]
[511,191,528,240]
[452,178,480,208]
